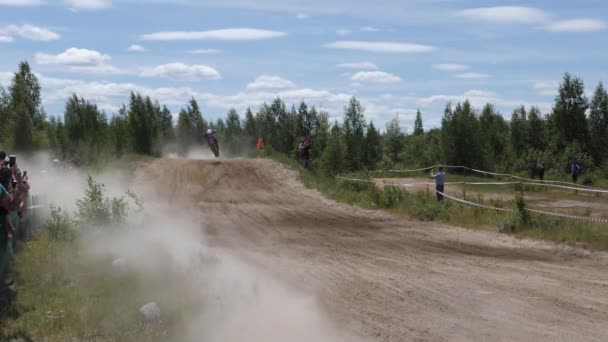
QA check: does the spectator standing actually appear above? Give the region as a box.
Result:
[571,160,581,184]
[431,167,446,202]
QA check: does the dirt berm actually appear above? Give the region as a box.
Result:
[135,158,608,342]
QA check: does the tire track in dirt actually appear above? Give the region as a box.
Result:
[134,158,608,342]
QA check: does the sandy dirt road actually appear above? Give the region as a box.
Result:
[135,158,608,342]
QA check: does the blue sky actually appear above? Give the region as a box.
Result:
[1,0,607,131]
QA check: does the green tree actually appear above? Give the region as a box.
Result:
[243,107,257,145]
[0,87,10,146]
[12,61,44,129]
[441,101,483,167]
[384,117,404,164]
[224,108,242,155]
[109,105,130,156]
[176,109,193,155]
[589,82,608,163]
[343,97,366,170]
[510,106,529,156]
[187,98,206,144]
[63,94,109,163]
[550,73,589,149]
[127,92,161,156]
[320,121,346,175]
[311,111,330,163]
[479,104,508,169]
[13,101,33,151]
[363,122,382,170]
[413,109,424,135]
[271,98,294,153]
[527,106,546,151]
[256,103,277,147]
[159,105,174,145]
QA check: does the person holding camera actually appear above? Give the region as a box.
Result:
[431,166,446,202]
[0,167,26,240]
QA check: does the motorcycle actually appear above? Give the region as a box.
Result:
[207,135,220,158]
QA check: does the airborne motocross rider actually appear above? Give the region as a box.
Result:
[204,128,220,158]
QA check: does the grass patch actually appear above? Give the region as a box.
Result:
[270,153,608,251]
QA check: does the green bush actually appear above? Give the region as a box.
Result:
[410,192,446,221]
[43,206,74,241]
[75,176,140,228]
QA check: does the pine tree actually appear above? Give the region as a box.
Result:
[479,104,508,169]
[527,106,546,151]
[109,105,130,156]
[187,98,206,144]
[12,61,44,130]
[384,117,404,164]
[243,107,257,144]
[441,101,482,168]
[0,87,9,145]
[589,82,608,163]
[364,122,382,170]
[225,108,242,155]
[320,121,346,175]
[160,105,174,144]
[414,109,424,135]
[176,109,193,155]
[13,100,33,151]
[510,106,529,156]
[550,73,589,149]
[343,97,366,170]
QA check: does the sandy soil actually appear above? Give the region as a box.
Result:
[134,159,608,342]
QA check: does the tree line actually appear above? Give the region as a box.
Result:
[1,62,607,178]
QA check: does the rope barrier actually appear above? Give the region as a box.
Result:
[372,164,604,192]
[337,176,608,224]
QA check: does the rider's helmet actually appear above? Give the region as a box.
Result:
[207,128,213,135]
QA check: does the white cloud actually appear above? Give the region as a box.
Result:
[351,71,401,83]
[141,28,286,41]
[127,44,146,52]
[0,35,14,43]
[336,29,351,36]
[417,89,552,113]
[0,24,60,41]
[296,13,309,19]
[140,62,221,81]
[187,49,223,54]
[247,75,296,90]
[65,0,111,9]
[200,88,352,112]
[337,61,378,70]
[546,19,607,32]
[455,6,548,24]
[360,26,380,32]
[0,0,43,6]
[34,47,122,74]
[71,64,121,74]
[36,75,200,105]
[454,72,490,79]
[324,40,435,53]
[434,63,469,71]
[36,48,110,65]
[534,81,559,96]
[0,72,12,86]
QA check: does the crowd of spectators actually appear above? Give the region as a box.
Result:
[0,150,30,285]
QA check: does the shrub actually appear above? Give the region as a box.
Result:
[43,206,74,241]
[75,176,138,228]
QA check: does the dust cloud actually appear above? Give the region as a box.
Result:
[22,152,361,341]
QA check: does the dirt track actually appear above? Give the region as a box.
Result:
[135,158,608,342]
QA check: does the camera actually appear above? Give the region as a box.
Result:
[9,155,16,167]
